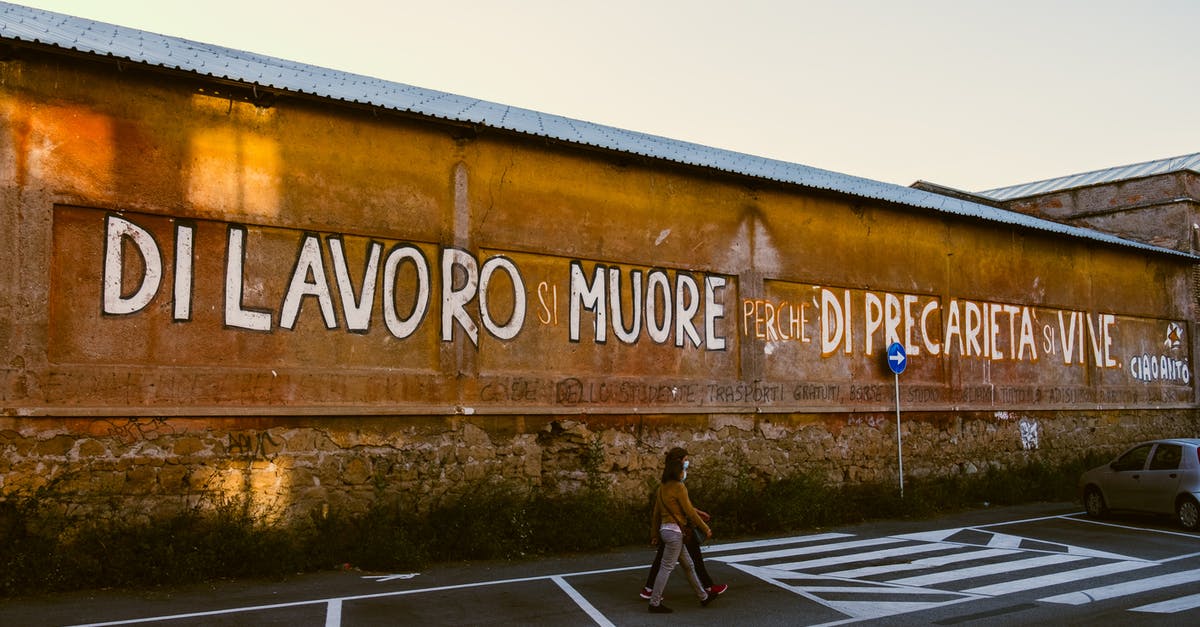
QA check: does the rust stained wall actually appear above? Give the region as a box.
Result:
[1,49,1196,420]
[1003,172,1200,254]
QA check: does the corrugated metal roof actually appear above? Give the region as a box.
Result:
[0,2,1191,260]
[979,152,1200,201]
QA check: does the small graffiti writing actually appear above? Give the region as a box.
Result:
[228,431,279,460]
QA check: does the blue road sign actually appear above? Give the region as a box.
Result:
[886,342,907,375]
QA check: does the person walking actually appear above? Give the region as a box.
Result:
[647,455,716,613]
[639,447,728,600]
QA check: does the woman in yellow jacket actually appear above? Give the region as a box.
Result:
[647,456,716,613]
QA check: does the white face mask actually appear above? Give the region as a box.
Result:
[682,459,690,481]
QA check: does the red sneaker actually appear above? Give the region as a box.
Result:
[639,586,652,600]
[706,584,728,596]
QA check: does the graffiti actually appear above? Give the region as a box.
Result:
[480,377,545,403]
[103,215,523,346]
[101,416,173,440]
[536,281,559,325]
[794,384,840,402]
[555,378,702,406]
[706,382,785,404]
[1019,417,1040,450]
[742,286,1141,372]
[228,431,279,460]
[1129,354,1190,383]
[50,207,1193,413]
[568,262,728,350]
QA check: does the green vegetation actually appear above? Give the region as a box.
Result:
[0,453,1104,597]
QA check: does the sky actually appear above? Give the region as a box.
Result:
[13,0,1200,192]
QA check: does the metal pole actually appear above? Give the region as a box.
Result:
[895,372,904,498]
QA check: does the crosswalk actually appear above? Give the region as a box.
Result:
[700,523,1200,622]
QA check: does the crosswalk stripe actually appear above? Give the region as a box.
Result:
[889,553,1086,587]
[769,541,954,572]
[1130,592,1200,614]
[702,532,853,555]
[964,560,1156,596]
[828,548,1020,579]
[711,536,905,564]
[1039,567,1200,606]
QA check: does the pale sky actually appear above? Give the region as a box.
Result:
[14,0,1200,192]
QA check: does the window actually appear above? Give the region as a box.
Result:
[1112,444,1153,472]
[1149,444,1183,471]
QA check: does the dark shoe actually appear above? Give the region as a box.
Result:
[701,592,718,607]
[648,603,673,613]
[639,586,652,600]
[706,584,728,596]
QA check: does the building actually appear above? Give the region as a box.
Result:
[1,3,1196,519]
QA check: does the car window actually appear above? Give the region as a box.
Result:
[1149,444,1183,470]
[1112,444,1153,472]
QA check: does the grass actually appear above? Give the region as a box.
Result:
[0,453,1103,597]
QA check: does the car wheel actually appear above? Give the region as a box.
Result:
[1083,486,1107,518]
[1177,497,1200,531]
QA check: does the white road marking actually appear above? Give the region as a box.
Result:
[768,540,953,572]
[889,553,1087,587]
[1039,567,1200,605]
[1131,591,1200,614]
[729,562,980,621]
[552,576,615,627]
[711,536,906,563]
[964,560,1157,596]
[827,548,1020,579]
[701,532,854,554]
[362,573,419,582]
[325,599,341,627]
[1067,515,1200,541]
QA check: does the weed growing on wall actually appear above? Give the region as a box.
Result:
[0,453,1102,596]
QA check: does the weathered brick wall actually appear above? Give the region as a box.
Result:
[4,409,1197,522]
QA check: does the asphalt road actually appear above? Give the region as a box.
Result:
[3,501,1199,626]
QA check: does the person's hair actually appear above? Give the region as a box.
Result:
[661,457,685,483]
[665,447,688,462]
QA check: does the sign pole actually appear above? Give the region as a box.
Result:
[894,372,903,499]
[885,342,907,499]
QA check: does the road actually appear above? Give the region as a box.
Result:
[3,502,1199,626]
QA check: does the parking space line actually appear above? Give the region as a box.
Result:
[552,576,615,627]
[1066,516,1200,540]
[67,564,649,626]
[325,599,341,627]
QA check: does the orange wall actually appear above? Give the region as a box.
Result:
[1,50,1194,418]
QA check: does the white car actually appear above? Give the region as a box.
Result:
[1079,438,1200,530]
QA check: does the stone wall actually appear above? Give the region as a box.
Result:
[4,410,1197,523]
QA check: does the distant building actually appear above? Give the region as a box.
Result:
[919,154,1200,255]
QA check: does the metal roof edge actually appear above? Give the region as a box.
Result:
[979,152,1200,202]
[0,1,1194,262]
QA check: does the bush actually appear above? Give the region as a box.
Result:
[0,453,1099,596]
